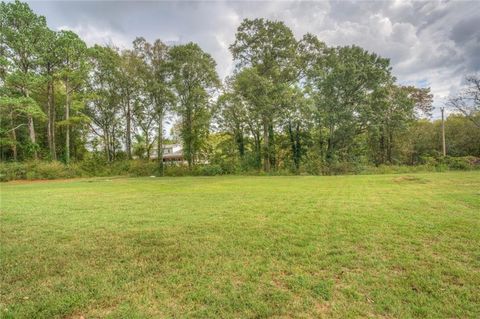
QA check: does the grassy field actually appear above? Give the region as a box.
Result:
[1,172,479,318]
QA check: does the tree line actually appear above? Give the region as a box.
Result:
[1,1,479,174]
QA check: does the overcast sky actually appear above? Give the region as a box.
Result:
[27,0,480,115]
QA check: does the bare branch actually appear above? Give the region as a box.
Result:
[3,123,27,133]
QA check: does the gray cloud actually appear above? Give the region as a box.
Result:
[27,0,480,115]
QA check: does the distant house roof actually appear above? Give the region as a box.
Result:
[164,143,182,150]
[152,143,184,160]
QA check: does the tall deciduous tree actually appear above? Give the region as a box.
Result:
[133,37,173,174]
[306,44,392,164]
[216,81,247,161]
[447,75,480,128]
[57,30,88,163]
[38,29,62,160]
[118,49,144,159]
[279,86,312,171]
[368,85,415,164]
[1,2,477,171]
[233,67,276,169]
[169,43,219,168]
[230,18,299,171]
[86,45,122,162]
[0,96,45,160]
[0,0,48,159]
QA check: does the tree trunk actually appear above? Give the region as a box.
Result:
[263,119,270,172]
[65,80,71,164]
[27,115,37,159]
[126,99,132,159]
[104,132,110,162]
[326,125,335,165]
[51,82,57,160]
[295,123,301,170]
[10,112,17,161]
[387,130,393,164]
[157,118,164,176]
[288,122,301,171]
[380,132,385,165]
[268,123,275,169]
[235,129,244,158]
[25,90,38,160]
[112,125,116,161]
[47,81,52,158]
[252,131,261,169]
[318,123,324,163]
[47,80,57,160]
[288,122,296,170]
[145,128,150,160]
[186,107,193,169]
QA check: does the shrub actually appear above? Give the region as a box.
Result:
[267,168,295,176]
[321,162,356,175]
[127,160,158,176]
[194,164,224,176]
[0,162,28,181]
[1,156,479,182]
[108,161,130,176]
[442,156,478,170]
[420,156,438,166]
[301,155,323,175]
[78,156,109,176]
[164,165,190,177]
[28,161,81,179]
[0,161,82,181]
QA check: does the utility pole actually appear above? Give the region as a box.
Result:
[441,107,446,156]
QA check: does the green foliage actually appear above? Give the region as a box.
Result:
[125,160,157,176]
[0,96,46,119]
[0,161,82,181]
[1,157,479,182]
[193,164,224,176]
[311,280,334,301]
[440,156,479,170]
[0,0,49,159]
[0,161,28,181]
[169,43,220,168]
[0,2,478,177]
[230,18,299,81]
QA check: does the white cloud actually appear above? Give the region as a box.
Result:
[57,24,130,49]
[27,0,480,117]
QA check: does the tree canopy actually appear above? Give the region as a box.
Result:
[1,1,478,172]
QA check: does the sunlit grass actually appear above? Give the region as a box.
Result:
[1,172,479,318]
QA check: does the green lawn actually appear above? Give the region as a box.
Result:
[1,172,479,318]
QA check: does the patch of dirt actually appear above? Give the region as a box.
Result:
[393,176,429,184]
[5,178,83,185]
[314,301,332,316]
[4,176,127,185]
